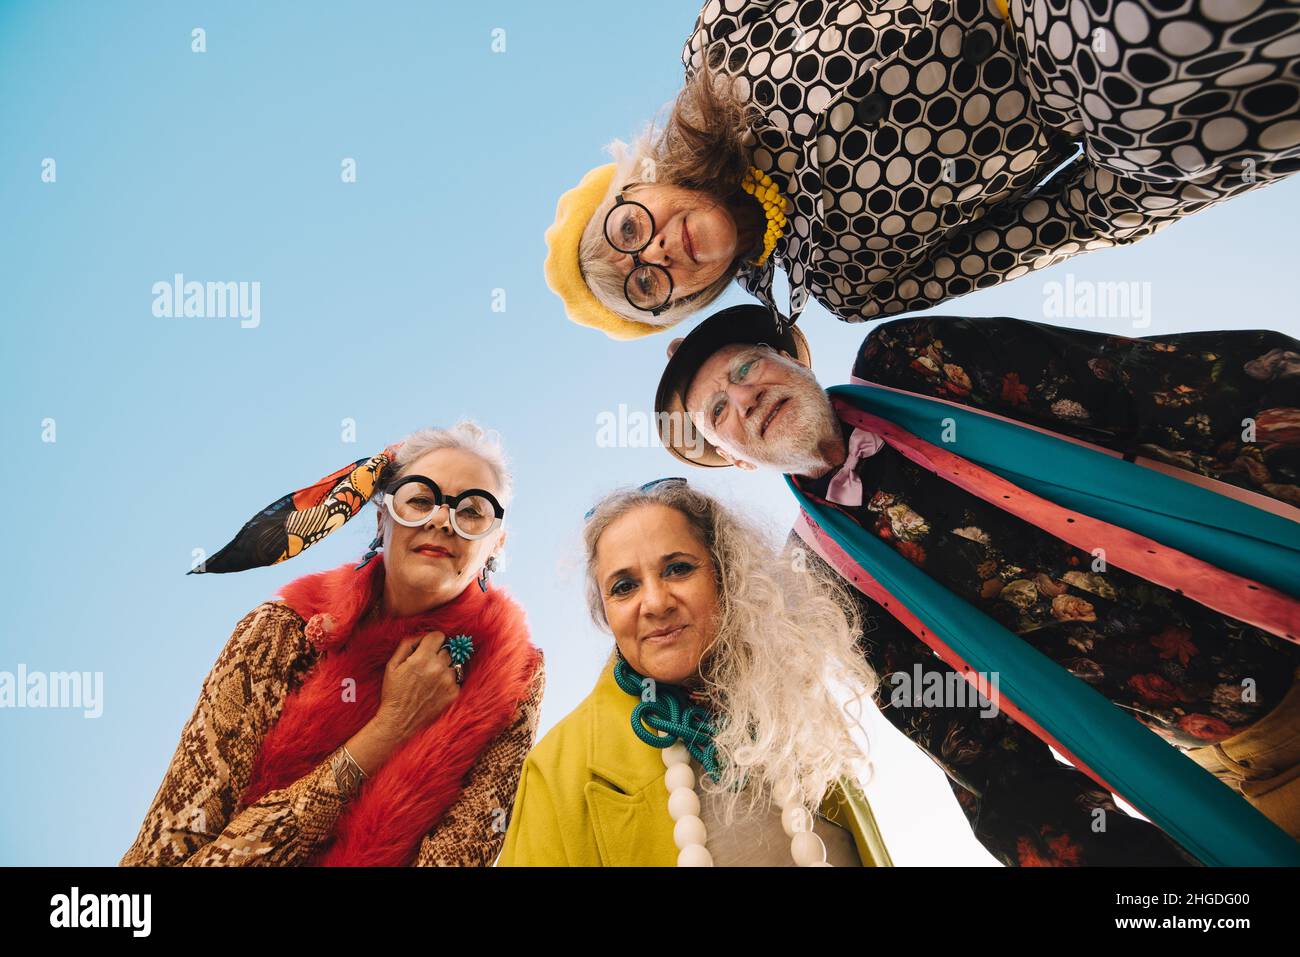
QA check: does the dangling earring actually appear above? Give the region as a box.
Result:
[355,532,384,571]
[477,555,498,592]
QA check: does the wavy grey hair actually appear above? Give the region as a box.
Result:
[386,419,513,508]
[579,56,767,331]
[583,480,878,827]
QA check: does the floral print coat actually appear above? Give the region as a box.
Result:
[793,315,1300,866]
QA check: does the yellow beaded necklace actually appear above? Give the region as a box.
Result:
[740,166,791,267]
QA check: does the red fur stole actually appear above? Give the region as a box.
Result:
[239,554,539,866]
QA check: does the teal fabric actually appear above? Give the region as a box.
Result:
[788,384,1300,866]
[831,385,1300,599]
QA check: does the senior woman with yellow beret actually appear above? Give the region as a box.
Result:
[545,0,1300,338]
[499,478,890,867]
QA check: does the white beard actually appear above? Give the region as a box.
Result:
[704,359,843,474]
[741,390,842,475]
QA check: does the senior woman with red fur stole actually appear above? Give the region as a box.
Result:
[120,421,544,866]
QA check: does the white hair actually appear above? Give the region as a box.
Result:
[388,419,513,509]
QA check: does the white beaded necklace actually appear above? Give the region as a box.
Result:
[660,741,832,867]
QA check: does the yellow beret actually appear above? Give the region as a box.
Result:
[543,163,664,341]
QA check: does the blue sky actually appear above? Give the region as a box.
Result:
[1,0,1296,866]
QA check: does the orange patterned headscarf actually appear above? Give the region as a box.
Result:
[192,443,404,574]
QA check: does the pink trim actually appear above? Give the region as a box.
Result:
[831,396,1299,643]
[793,510,1122,799]
[849,374,1300,523]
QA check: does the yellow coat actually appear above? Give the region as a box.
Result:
[499,654,892,867]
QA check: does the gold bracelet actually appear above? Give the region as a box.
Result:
[330,745,368,801]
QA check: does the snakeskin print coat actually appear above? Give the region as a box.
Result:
[119,602,545,866]
[681,0,1300,326]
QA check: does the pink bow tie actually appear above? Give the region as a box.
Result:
[825,427,886,507]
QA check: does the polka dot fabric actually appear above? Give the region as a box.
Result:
[1014,0,1300,181]
[681,0,1300,326]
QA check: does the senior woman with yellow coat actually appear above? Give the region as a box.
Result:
[499,479,891,867]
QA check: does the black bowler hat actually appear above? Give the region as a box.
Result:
[654,303,811,468]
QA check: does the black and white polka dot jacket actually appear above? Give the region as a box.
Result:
[681,0,1298,325]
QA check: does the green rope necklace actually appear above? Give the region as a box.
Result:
[613,654,721,782]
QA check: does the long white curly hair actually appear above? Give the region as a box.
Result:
[583,480,878,826]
